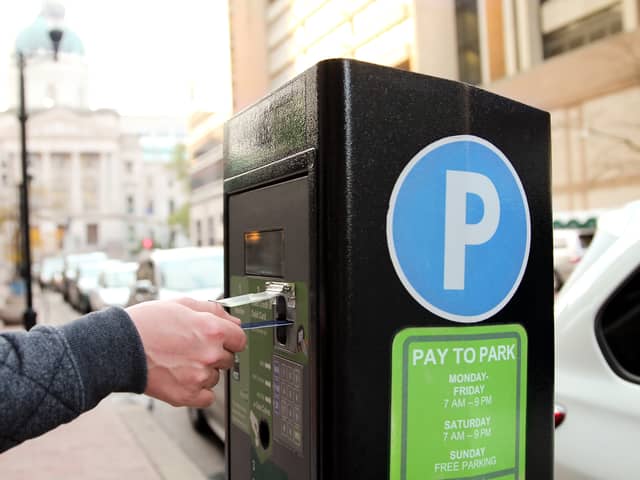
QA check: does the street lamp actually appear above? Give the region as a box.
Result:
[17,27,64,330]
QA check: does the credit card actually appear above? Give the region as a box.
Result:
[241,319,293,330]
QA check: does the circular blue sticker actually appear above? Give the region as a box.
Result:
[387,135,531,323]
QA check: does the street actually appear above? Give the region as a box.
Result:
[0,289,226,480]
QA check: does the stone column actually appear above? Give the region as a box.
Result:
[411,0,459,80]
[502,0,518,76]
[99,152,109,214]
[41,151,52,210]
[514,0,543,70]
[70,151,82,215]
[623,0,639,31]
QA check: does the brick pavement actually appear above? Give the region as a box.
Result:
[0,290,210,480]
[0,398,208,480]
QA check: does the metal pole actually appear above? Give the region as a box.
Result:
[18,51,37,330]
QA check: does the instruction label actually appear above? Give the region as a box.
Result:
[390,325,527,480]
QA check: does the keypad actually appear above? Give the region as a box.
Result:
[272,356,303,452]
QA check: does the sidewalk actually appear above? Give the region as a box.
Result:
[0,289,218,479]
[0,397,209,480]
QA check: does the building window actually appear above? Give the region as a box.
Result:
[1,174,6,186]
[87,224,99,245]
[455,0,482,85]
[146,200,154,215]
[128,225,135,242]
[169,199,175,215]
[543,5,623,59]
[196,220,202,247]
[127,195,135,214]
[208,217,214,246]
[125,161,133,174]
[190,161,223,190]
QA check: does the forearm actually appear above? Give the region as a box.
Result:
[0,307,147,452]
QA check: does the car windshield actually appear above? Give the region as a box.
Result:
[79,263,108,280]
[42,258,63,274]
[158,255,224,292]
[104,270,136,288]
[67,253,107,272]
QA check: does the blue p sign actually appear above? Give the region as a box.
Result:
[387,135,530,323]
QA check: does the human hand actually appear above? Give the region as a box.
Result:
[126,297,246,408]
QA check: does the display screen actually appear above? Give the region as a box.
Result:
[245,229,284,277]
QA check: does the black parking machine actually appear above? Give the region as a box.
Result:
[223,59,553,480]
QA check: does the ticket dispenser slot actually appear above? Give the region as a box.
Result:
[224,59,554,479]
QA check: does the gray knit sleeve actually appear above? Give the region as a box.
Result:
[0,307,147,452]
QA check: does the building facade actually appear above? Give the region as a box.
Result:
[0,3,186,265]
[225,0,640,216]
[187,112,225,247]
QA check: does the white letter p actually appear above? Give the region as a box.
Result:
[444,170,500,290]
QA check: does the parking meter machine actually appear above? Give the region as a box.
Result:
[224,59,553,480]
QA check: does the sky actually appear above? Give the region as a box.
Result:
[0,0,233,116]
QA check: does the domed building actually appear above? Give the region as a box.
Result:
[16,2,85,56]
[9,1,89,111]
[0,2,187,264]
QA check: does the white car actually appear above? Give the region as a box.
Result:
[63,251,108,302]
[128,246,224,305]
[555,200,640,479]
[38,256,64,290]
[89,261,137,311]
[68,258,113,313]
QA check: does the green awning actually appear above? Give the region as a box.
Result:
[553,217,598,229]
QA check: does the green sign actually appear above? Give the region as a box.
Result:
[390,325,527,480]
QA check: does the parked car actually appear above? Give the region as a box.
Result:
[69,259,115,313]
[128,246,226,438]
[553,228,595,291]
[555,201,640,479]
[38,256,64,290]
[0,278,26,325]
[128,246,224,305]
[63,252,108,305]
[88,261,137,311]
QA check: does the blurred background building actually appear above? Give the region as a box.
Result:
[218,0,640,226]
[2,0,639,265]
[187,112,225,248]
[0,2,187,264]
